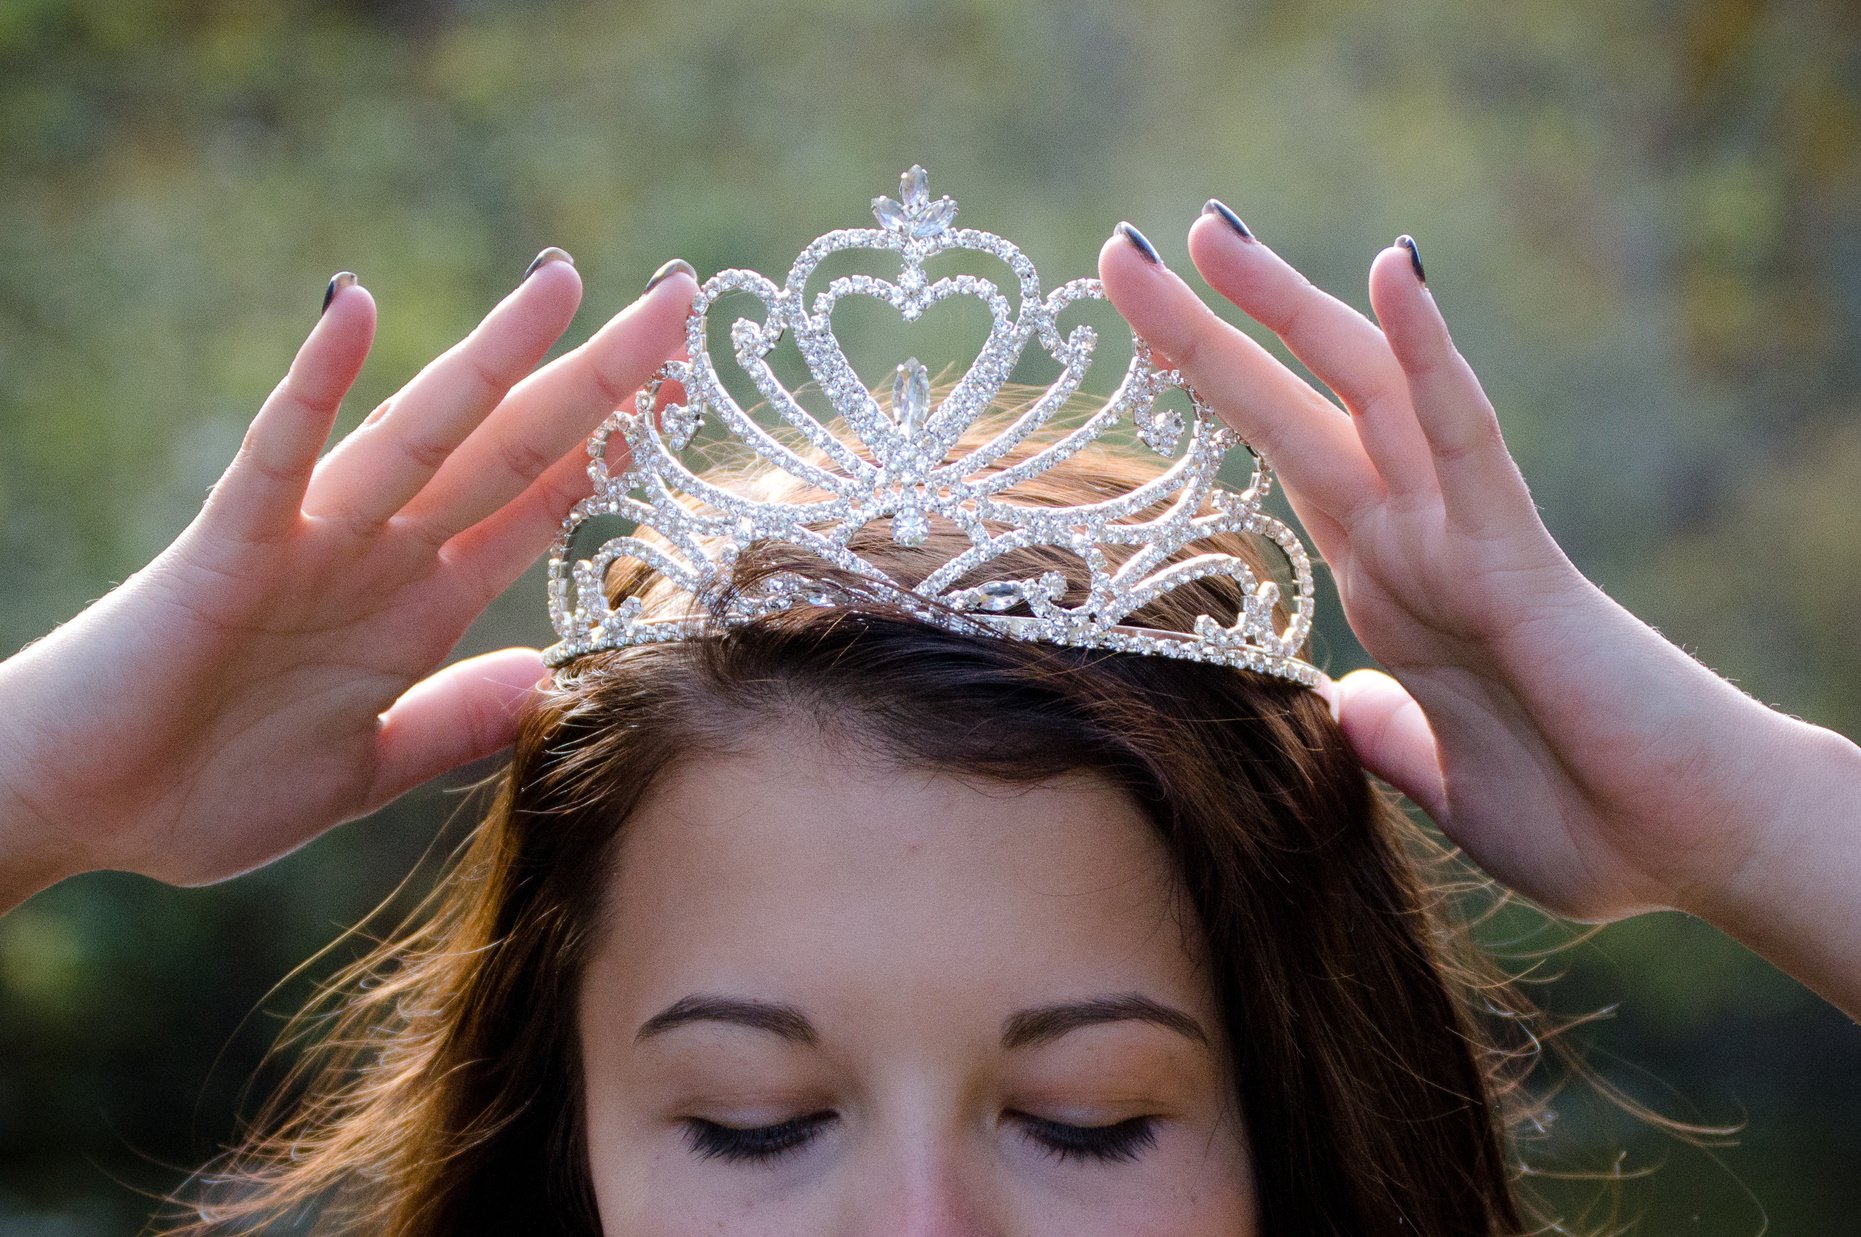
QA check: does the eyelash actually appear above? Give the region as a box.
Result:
[680,1112,1159,1166]
[1015,1113,1160,1164]
[684,1112,835,1163]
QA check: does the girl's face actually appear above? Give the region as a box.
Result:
[576,728,1255,1235]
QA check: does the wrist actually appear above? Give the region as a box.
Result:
[1561,579,1848,921]
[0,662,91,913]
[0,761,84,915]
[1679,713,1861,1013]
[1684,714,1857,915]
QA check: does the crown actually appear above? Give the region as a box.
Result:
[542,166,1320,686]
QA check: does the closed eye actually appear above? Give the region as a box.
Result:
[682,1111,837,1164]
[1012,1112,1160,1164]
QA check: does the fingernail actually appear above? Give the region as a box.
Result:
[643,257,697,294]
[1116,221,1161,265]
[1202,198,1254,241]
[1396,234,1426,283]
[522,246,574,283]
[321,271,356,316]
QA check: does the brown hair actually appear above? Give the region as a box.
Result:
[157,403,1557,1235]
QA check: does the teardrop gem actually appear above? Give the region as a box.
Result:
[892,357,930,436]
[901,165,929,207]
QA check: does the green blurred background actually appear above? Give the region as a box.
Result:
[2,0,1858,1231]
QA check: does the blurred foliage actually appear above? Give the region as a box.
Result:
[2,0,1859,1232]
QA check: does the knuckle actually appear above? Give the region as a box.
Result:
[588,358,641,412]
[540,465,595,517]
[1408,338,1467,385]
[1169,301,1237,373]
[276,368,342,420]
[1165,323,1202,370]
[1434,411,1505,468]
[339,506,389,541]
[242,449,300,493]
[436,537,489,594]
[495,430,556,486]
[463,348,517,402]
[235,429,301,490]
[391,508,453,551]
[400,434,453,474]
[1236,407,1291,463]
[1354,377,1404,423]
[1256,285,1306,338]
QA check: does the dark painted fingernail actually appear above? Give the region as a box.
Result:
[1396,234,1426,283]
[522,246,574,283]
[321,271,356,316]
[643,257,697,294]
[1116,221,1161,265]
[1202,198,1254,241]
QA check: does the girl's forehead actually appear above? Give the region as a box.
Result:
[581,733,1212,1041]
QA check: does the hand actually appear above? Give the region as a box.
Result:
[0,253,697,909]
[1097,209,1861,953]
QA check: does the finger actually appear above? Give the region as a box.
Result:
[1331,667,1448,821]
[653,338,692,428]
[437,400,633,607]
[367,646,547,811]
[1367,239,1535,538]
[1098,225,1377,539]
[201,274,377,544]
[399,262,697,543]
[305,250,584,529]
[1186,206,1438,503]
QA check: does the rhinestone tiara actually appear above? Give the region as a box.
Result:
[542,166,1320,686]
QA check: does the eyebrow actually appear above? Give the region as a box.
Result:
[1001,993,1210,1051]
[633,991,1209,1052]
[636,994,818,1045]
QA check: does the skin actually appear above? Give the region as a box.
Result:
[576,730,1254,1236]
[1097,210,1861,1018]
[0,202,1857,1012]
[0,252,696,910]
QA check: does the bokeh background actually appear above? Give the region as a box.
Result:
[3,0,1859,1232]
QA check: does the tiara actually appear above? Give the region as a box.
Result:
[542,166,1320,686]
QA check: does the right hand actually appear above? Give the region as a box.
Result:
[0,253,696,909]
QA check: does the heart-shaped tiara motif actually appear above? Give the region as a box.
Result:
[543,166,1320,686]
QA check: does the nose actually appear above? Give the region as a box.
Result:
[840,1127,1005,1237]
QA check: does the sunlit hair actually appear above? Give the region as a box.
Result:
[158,392,1582,1236]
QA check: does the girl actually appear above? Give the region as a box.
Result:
[1,191,1854,1233]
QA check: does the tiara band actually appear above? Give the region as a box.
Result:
[542,166,1321,687]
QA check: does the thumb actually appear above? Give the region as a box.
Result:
[368,647,548,812]
[1331,668,1448,821]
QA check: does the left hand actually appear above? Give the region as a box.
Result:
[1096,208,1854,938]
